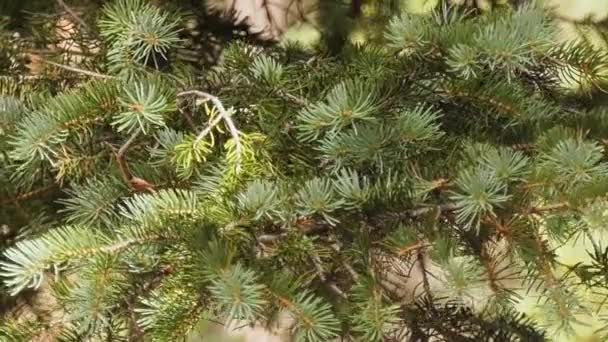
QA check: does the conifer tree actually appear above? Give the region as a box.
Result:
[2,0,608,341]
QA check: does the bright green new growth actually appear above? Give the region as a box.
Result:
[1,0,608,341]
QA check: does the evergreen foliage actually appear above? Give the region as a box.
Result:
[2,0,608,341]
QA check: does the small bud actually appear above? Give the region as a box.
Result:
[130,177,155,192]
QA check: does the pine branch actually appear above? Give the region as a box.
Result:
[0,225,162,295]
[3,2,607,340]
[177,90,244,172]
[269,290,341,341]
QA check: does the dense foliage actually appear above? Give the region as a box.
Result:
[2,0,608,341]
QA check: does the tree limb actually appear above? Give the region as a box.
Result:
[115,129,154,192]
[56,0,90,33]
[41,59,114,79]
[311,254,347,299]
[258,233,289,243]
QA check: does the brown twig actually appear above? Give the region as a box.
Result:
[482,215,513,238]
[397,240,431,257]
[126,298,145,341]
[56,0,90,32]
[26,48,95,57]
[479,242,503,294]
[258,233,288,243]
[521,181,549,191]
[40,59,113,79]
[511,143,533,151]
[114,129,154,192]
[382,202,460,222]
[533,231,570,319]
[0,75,62,81]
[311,254,347,299]
[416,247,434,302]
[343,261,359,281]
[178,107,198,131]
[116,129,141,185]
[529,202,570,215]
[1,184,57,205]
[276,89,309,106]
[407,202,460,217]
[329,244,360,281]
